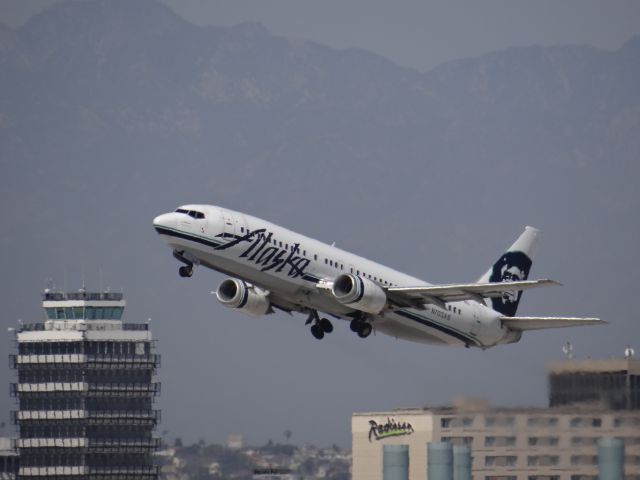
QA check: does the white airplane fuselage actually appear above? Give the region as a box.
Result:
[154,204,521,348]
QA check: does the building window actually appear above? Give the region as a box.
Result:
[485,456,516,467]
[440,417,473,428]
[486,436,516,447]
[485,416,514,428]
[441,436,473,446]
[570,417,602,428]
[571,455,598,466]
[527,456,559,467]
[527,417,558,427]
[571,437,598,447]
[614,417,640,428]
[529,436,559,447]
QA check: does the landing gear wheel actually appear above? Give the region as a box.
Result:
[350,319,361,333]
[310,324,325,340]
[178,265,193,278]
[357,323,373,338]
[320,318,334,333]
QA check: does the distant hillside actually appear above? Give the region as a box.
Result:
[1,1,638,198]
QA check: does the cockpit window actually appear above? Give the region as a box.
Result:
[175,208,205,219]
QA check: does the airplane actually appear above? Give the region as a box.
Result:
[153,205,603,348]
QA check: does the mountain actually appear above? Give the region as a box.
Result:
[0,0,639,446]
[1,0,638,205]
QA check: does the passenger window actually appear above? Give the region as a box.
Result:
[314,254,317,261]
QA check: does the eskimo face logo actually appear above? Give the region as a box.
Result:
[368,418,414,442]
[214,228,311,278]
[489,251,532,316]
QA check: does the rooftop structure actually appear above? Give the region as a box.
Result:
[548,358,640,410]
[10,289,160,479]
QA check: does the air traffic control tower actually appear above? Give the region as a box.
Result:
[10,289,161,479]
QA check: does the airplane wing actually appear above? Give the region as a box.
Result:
[386,279,559,309]
[500,316,605,331]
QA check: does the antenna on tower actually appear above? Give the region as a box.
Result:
[624,345,635,359]
[562,341,574,359]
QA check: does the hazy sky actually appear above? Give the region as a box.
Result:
[1,0,639,70]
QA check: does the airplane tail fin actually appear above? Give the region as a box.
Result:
[477,226,542,317]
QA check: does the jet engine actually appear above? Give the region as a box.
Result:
[331,274,387,314]
[215,278,271,316]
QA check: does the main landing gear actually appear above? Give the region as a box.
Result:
[350,317,373,338]
[178,265,193,278]
[305,310,333,340]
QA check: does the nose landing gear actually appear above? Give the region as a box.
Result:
[178,265,193,278]
[305,310,333,340]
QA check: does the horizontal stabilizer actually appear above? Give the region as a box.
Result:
[387,279,559,308]
[501,316,605,331]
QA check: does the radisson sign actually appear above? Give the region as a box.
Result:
[368,418,415,442]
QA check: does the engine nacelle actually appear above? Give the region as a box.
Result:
[215,278,271,316]
[331,274,387,314]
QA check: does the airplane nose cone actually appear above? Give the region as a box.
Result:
[153,213,176,230]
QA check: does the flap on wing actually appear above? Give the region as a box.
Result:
[386,279,559,308]
[501,316,605,331]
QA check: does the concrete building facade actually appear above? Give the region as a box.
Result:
[352,400,640,480]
